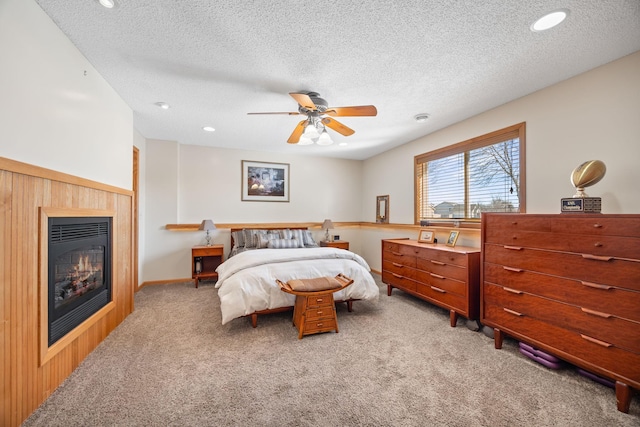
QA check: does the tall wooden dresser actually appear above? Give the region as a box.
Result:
[481,213,640,413]
[382,239,480,326]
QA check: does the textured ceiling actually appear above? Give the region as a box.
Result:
[34,0,640,160]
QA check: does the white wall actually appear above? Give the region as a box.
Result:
[0,0,133,189]
[143,142,363,282]
[360,51,640,271]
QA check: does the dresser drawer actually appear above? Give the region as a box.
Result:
[414,247,470,267]
[382,241,402,253]
[416,282,467,313]
[305,306,335,320]
[483,214,552,236]
[383,260,417,280]
[484,283,640,354]
[484,243,640,291]
[415,270,466,297]
[416,258,468,281]
[484,262,640,323]
[483,214,640,238]
[382,250,417,268]
[483,304,640,386]
[483,229,638,259]
[303,317,337,334]
[304,294,334,308]
[382,271,417,292]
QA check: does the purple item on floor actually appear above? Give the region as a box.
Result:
[518,342,565,369]
[577,368,616,389]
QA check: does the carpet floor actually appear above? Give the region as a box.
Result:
[23,274,639,426]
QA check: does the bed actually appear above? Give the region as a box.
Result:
[214,227,379,326]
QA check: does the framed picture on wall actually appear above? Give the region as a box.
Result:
[241,160,290,202]
[446,230,460,247]
[417,229,435,243]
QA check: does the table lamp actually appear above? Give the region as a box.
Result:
[199,219,216,246]
[321,219,334,242]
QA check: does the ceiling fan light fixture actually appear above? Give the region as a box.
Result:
[531,9,569,32]
[297,135,314,145]
[304,121,320,139]
[316,130,334,146]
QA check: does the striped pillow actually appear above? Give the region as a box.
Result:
[267,238,300,249]
[257,232,279,248]
[302,230,318,247]
[231,231,245,248]
[289,229,307,248]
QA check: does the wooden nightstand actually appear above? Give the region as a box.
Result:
[192,245,224,288]
[320,240,349,250]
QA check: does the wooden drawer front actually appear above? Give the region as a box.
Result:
[382,250,417,268]
[483,229,638,259]
[484,244,640,291]
[382,241,402,253]
[484,284,640,354]
[415,270,466,297]
[483,214,640,238]
[193,247,223,256]
[304,317,337,334]
[483,214,551,236]
[484,262,640,323]
[415,282,467,313]
[305,307,335,321]
[416,258,467,281]
[383,260,417,280]
[382,271,417,292]
[483,304,640,385]
[415,247,469,267]
[305,294,334,308]
[549,217,640,238]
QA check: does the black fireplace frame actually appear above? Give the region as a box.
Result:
[47,216,112,346]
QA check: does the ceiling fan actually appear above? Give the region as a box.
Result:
[247,92,377,145]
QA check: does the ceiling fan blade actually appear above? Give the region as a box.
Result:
[247,112,300,115]
[287,120,307,144]
[289,92,316,110]
[323,105,378,117]
[321,117,355,136]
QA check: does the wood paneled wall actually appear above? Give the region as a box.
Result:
[0,157,134,427]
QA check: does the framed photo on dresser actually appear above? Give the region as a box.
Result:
[446,230,460,247]
[418,229,435,243]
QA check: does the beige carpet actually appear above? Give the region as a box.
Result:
[23,274,639,426]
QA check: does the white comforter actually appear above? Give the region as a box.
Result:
[215,247,379,324]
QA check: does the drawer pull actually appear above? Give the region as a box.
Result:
[503,287,523,295]
[430,273,445,279]
[582,254,613,262]
[392,273,404,279]
[503,245,523,251]
[391,251,403,257]
[580,334,612,348]
[503,266,523,273]
[430,286,446,293]
[316,323,324,327]
[430,260,445,266]
[593,223,603,228]
[593,242,603,247]
[581,307,612,318]
[316,298,324,303]
[503,308,523,317]
[392,262,404,268]
[581,281,613,290]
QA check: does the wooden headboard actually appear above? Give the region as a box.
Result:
[230,227,308,248]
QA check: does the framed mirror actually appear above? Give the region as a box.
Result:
[376,195,389,223]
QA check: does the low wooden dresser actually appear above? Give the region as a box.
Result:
[381,239,481,327]
[481,213,640,413]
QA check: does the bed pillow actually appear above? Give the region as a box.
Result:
[231,230,245,248]
[278,229,293,239]
[267,238,301,249]
[288,229,307,248]
[257,232,279,249]
[243,229,267,248]
[302,230,318,247]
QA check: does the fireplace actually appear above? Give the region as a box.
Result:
[48,217,112,346]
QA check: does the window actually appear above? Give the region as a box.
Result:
[415,123,526,223]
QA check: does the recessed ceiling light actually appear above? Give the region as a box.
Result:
[414,114,430,123]
[154,102,170,110]
[531,9,569,32]
[203,126,215,132]
[98,0,115,9]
